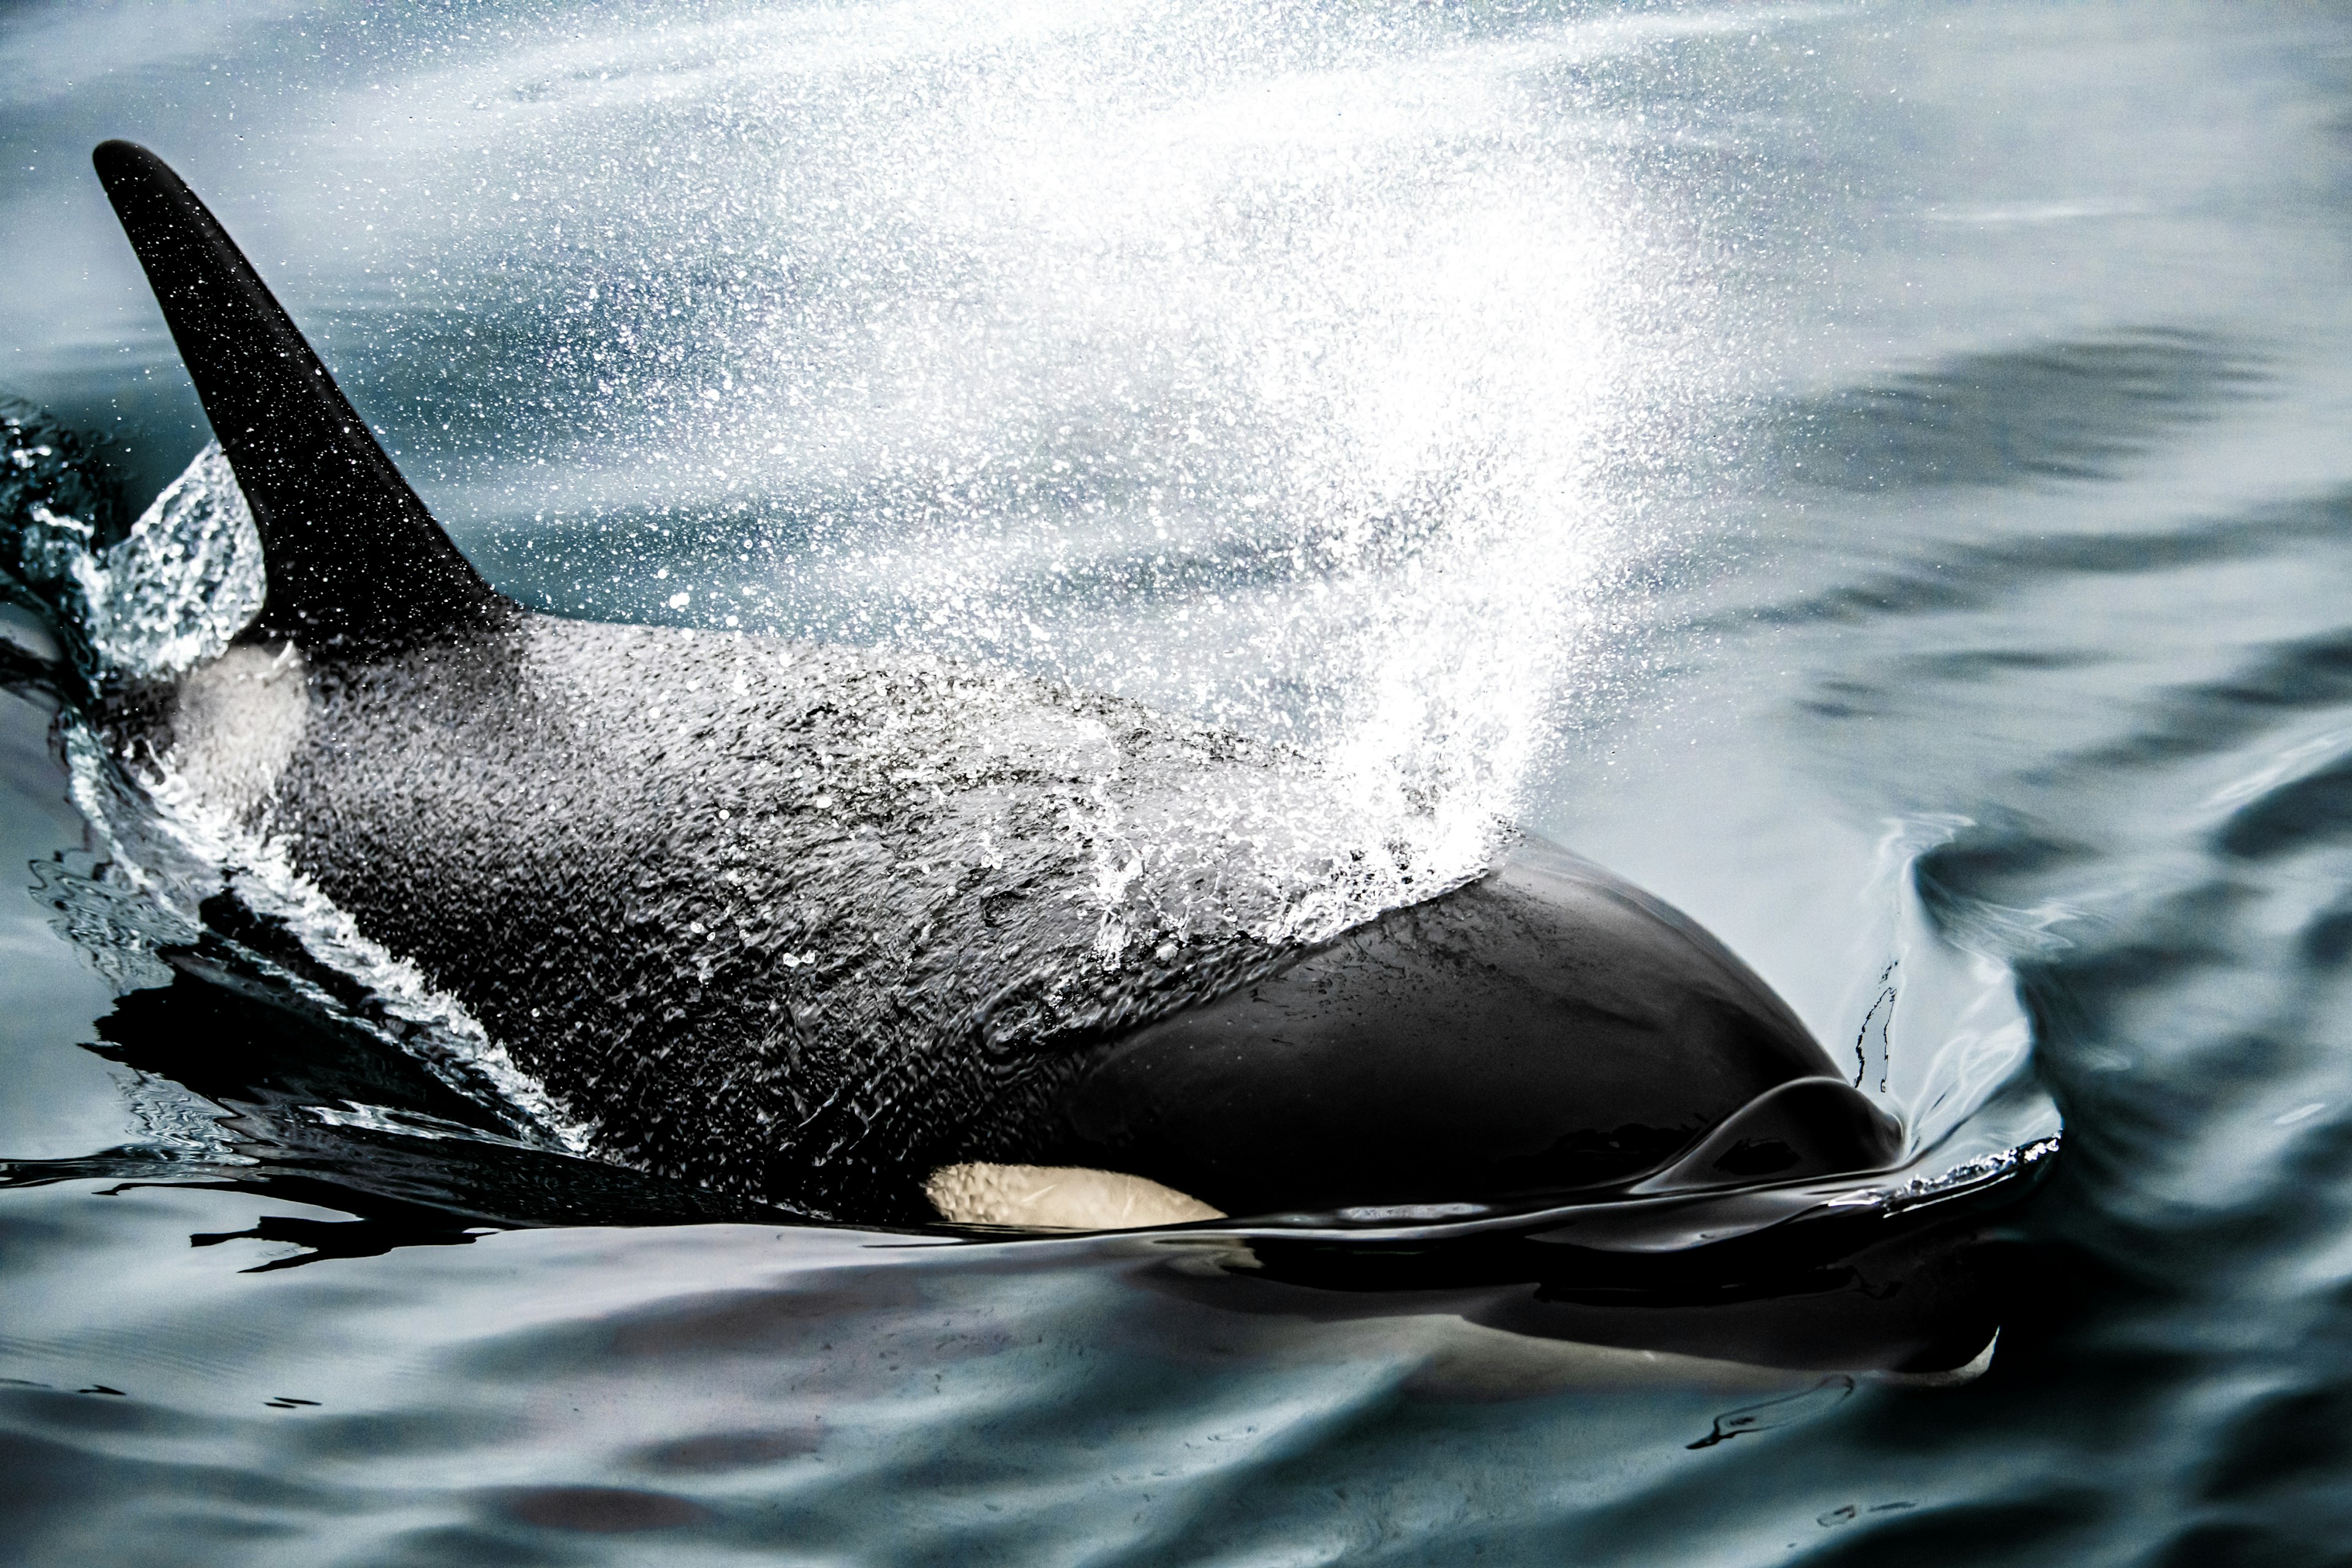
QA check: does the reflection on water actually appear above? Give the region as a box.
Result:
[3,0,2352,1562]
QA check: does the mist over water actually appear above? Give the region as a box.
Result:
[437,1,1707,880]
[4,1,2352,1563]
[19,0,1765,846]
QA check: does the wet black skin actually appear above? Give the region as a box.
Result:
[89,138,1904,1232]
[1055,842,1901,1217]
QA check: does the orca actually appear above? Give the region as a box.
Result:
[73,141,2046,1370]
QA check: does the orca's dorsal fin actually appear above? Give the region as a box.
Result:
[92,140,507,649]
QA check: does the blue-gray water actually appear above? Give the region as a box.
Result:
[2,1,2348,1561]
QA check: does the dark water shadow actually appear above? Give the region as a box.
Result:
[1768,328,2266,494]
[0,921,818,1267]
[1739,483,2352,631]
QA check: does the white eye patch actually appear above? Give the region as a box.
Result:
[925,1162,1222,1231]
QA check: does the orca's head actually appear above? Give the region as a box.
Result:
[1045,838,1901,1221]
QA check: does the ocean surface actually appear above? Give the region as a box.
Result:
[2,1,2349,1562]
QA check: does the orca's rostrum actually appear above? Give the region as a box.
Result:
[81,140,2051,1374]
